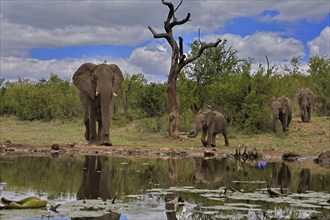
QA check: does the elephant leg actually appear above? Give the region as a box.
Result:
[201,129,208,147]
[287,114,292,126]
[88,105,97,145]
[282,115,288,132]
[206,130,213,147]
[307,106,312,122]
[210,134,216,147]
[97,120,102,144]
[223,133,229,146]
[83,112,90,141]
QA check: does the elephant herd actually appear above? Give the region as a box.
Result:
[187,88,314,148]
[72,62,314,148]
[270,88,314,133]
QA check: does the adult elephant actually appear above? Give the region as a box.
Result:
[270,96,292,132]
[298,88,314,123]
[188,108,229,147]
[73,63,124,146]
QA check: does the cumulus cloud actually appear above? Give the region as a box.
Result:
[129,43,171,82]
[308,26,330,57]
[204,31,305,65]
[0,0,329,82]
[0,56,143,82]
[2,0,329,56]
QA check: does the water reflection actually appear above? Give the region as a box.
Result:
[77,156,113,201]
[0,156,329,219]
[277,162,292,192]
[193,158,226,184]
[72,212,121,220]
[298,168,311,193]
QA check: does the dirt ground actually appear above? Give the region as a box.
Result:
[0,117,329,161]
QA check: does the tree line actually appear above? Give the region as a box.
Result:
[0,41,329,133]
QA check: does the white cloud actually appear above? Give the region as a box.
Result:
[308,26,330,57]
[129,43,171,82]
[2,0,329,56]
[203,31,305,65]
[0,56,143,82]
[0,0,329,82]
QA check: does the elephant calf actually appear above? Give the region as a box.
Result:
[298,88,314,123]
[270,96,292,132]
[188,109,229,147]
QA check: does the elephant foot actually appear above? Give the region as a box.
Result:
[201,140,208,147]
[211,144,216,148]
[88,141,97,146]
[85,131,90,141]
[225,142,229,146]
[101,141,112,146]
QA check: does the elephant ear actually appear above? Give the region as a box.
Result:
[108,64,124,93]
[72,63,97,99]
[206,110,216,127]
[270,96,277,108]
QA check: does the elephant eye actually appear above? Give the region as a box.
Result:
[91,75,98,82]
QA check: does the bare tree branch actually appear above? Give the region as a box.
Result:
[162,0,174,25]
[148,25,169,40]
[179,36,183,57]
[169,13,190,29]
[174,0,183,13]
[181,39,222,67]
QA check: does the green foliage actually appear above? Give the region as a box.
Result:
[182,40,240,114]
[180,44,330,132]
[0,54,329,134]
[137,115,169,133]
[118,73,147,120]
[0,74,81,120]
[307,56,330,116]
[136,82,168,118]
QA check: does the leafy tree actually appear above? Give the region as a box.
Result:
[2,74,81,120]
[182,39,240,114]
[136,83,168,131]
[118,73,147,120]
[307,55,330,116]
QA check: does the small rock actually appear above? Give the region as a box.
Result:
[282,152,301,162]
[51,143,59,151]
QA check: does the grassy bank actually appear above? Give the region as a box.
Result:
[0,116,329,156]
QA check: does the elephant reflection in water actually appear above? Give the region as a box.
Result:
[277,162,292,190]
[297,168,311,193]
[193,158,226,184]
[72,212,120,220]
[77,156,114,201]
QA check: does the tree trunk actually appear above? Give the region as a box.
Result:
[168,77,180,138]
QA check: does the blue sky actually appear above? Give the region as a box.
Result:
[1,0,329,82]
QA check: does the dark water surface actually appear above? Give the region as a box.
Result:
[0,155,329,219]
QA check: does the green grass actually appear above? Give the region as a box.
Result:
[0,116,329,156]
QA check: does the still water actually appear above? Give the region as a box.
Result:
[0,155,329,219]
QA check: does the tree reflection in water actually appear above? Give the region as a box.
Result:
[165,158,179,220]
[298,168,311,193]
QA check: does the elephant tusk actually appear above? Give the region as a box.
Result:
[113,92,117,97]
[95,91,99,96]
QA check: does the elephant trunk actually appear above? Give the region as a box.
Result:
[100,94,113,146]
[301,103,308,122]
[272,113,278,132]
[188,125,201,138]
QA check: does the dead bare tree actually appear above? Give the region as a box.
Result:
[148,0,221,138]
